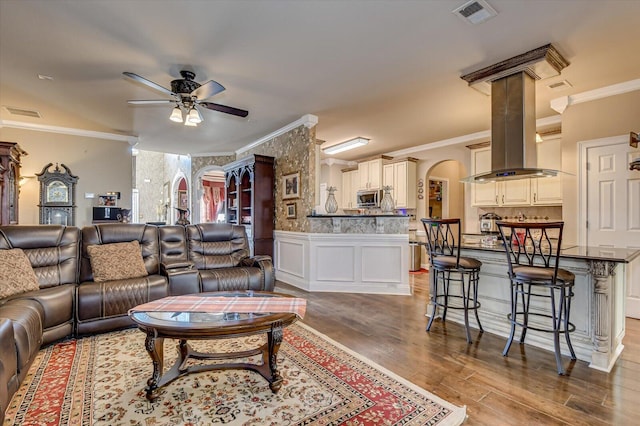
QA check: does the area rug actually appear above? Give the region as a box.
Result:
[4,323,465,425]
[409,268,429,275]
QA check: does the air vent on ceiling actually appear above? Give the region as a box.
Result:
[547,80,573,91]
[4,106,41,118]
[453,0,498,25]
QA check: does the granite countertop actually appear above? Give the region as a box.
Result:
[460,242,640,263]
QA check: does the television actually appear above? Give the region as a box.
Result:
[92,206,121,221]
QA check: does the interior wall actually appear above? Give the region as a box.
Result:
[238,124,317,232]
[134,150,165,223]
[0,127,132,228]
[413,144,471,230]
[560,90,640,245]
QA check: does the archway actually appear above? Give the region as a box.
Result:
[424,159,467,223]
[193,165,226,224]
[171,172,189,225]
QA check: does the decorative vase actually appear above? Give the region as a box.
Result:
[380,186,395,213]
[325,187,339,214]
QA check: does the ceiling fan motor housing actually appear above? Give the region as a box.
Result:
[171,70,200,95]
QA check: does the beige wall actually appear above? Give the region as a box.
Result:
[0,128,132,228]
[428,160,465,222]
[560,90,640,244]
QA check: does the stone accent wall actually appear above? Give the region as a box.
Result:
[191,154,236,181]
[238,125,317,232]
[134,150,165,223]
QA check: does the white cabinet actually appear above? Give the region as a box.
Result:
[358,159,383,190]
[341,169,359,209]
[470,148,530,207]
[383,161,417,209]
[531,139,563,205]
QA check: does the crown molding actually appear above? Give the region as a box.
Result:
[550,78,640,114]
[385,115,562,157]
[0,119,138,144]
[321,158,356,167]
[190,152,236,158]
[236,114,318,155]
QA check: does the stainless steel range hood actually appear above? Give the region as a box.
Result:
[461,44,569,183]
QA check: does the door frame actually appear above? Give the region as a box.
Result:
[428,176,449,218]
[577,134,628,247]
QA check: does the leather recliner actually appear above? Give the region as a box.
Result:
[76,223,168,335]
[0,225,79,421]
[160,223,274,295]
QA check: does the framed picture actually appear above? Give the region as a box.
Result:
[282,172,300,199]
[286,202,296,219]
[97,194,117,206]
[178,190,188,209]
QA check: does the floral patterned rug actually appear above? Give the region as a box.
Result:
[5,323,465,425]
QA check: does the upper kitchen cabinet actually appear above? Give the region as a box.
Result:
[341,168,358,209]
[358,158,383,190]
[470,147,530,207]
[383,159,417,209]
[531,138,563,205]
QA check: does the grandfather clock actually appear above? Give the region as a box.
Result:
[36,163,79,226]
[0,141,27,225]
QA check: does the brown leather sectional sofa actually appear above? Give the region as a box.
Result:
[0,222,274,423]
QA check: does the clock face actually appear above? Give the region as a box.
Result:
[46,181,69,203]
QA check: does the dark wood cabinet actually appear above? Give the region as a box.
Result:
[0,141,27,225]
[223,154,275,257]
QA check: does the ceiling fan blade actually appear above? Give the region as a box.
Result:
[123,72,176,97]
[200,102,249,118]
[127,99,174,105]
[191,80,225,100]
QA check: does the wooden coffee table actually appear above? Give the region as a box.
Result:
[129,291,300,401]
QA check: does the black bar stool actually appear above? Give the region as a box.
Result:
[421,218,483,343]
[496,221,577,375]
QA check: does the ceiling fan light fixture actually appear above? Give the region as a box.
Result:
[187,106,203,124]
[169,106,183,122]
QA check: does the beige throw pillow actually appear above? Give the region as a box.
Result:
[87,241,148,282]
[0,248,40,299]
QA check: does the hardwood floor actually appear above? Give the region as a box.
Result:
[276,273,640,425]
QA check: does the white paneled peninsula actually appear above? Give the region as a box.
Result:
[274,214,411,295]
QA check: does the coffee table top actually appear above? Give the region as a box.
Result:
[129,291,302,338]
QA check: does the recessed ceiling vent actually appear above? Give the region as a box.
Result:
[3,106,41,118]
[453,0,498,25]
[547,80,573,91]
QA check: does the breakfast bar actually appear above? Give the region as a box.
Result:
[274,214,411,295]
[434,242,640,372]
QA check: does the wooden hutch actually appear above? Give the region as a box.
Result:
[0,141,27,225]
[223,154,275,257]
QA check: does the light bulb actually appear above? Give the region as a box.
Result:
[187,107,203,124]
[169,106,183,122]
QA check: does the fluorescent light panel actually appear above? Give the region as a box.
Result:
[323,137,369,155]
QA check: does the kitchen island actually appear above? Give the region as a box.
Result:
[274,214,411,295]
[434,241,640,372]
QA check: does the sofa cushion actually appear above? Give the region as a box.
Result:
[87,241,148,282]
[0,249,40,298]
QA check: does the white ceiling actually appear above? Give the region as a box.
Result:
[1,0,639,161]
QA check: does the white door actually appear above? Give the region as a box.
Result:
[586,140,640,318]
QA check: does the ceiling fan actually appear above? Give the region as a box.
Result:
[123,70,248,126]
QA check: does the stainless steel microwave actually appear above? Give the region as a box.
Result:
[356,190,383,208]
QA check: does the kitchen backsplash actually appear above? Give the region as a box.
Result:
[477,206,562,221]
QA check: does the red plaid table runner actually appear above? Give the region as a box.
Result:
[129,295,307,319]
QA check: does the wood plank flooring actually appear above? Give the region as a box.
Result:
[275,273,640,425]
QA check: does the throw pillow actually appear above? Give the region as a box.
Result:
[87,241,148,283]
[0,248,40,299]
